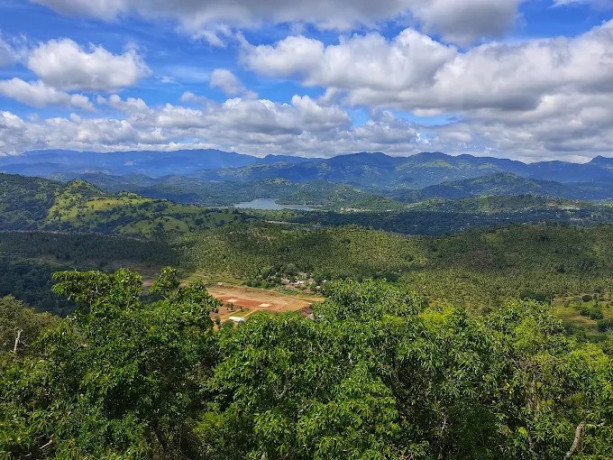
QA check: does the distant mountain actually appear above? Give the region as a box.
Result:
[526,160,613,184]
[198,151,613,191]
[395,173,613,203]
[2,150,613,195]
[0,149,313,178]
[589,155,613,170]
[189,151,533,189]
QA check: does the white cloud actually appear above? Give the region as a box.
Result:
[553,0,613,8]
[27,38,150,91]
[244,21,613,114]
[0,78,94,110]
[209,69,245,96]
[33,0,525,45]
[408,0,521,45]
[1,89,612,161]
[0,36,17,68]
[244,30,456,92]
[0,95,359,156]
[180,91,208,104]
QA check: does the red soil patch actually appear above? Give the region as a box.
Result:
[207,285,324,323]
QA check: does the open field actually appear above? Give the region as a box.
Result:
[206,284,324,322]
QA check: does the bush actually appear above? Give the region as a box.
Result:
[589,307,604,321]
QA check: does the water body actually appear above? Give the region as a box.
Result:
[234,198,316,211]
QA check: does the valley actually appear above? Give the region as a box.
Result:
[3,2,613,456]
[2,151,613,459]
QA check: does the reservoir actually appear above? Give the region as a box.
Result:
[234,198,316,211]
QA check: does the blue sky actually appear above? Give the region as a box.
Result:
[0,0,611,161]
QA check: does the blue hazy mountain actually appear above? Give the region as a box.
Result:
[0,149,311,178]
[1,150,612,193]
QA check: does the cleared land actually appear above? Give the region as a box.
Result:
[207,284,324,322]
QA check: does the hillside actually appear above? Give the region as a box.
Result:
[191,151,530,189]
[396,173,613,203]
[0,173,250,237]
[186,151,613,190]
[0,173,62,230]
[3,172,613,239]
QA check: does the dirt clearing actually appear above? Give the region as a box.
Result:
[207,284,324,322]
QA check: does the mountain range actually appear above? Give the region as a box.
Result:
[1,149,613,204]
[0,149,310,178]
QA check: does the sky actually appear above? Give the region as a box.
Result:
[0,0,612,162]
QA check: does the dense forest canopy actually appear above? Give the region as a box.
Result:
[1,273,612,459]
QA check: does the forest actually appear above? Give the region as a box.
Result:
[1,171,612,458]
[1,273,612,458]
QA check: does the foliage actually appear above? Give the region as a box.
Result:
[0,231,179,315]
[0,268,220,458]
[44,180,249,238]
[0,296,58,354]
[2,275,611,458]
[0,173,61,230]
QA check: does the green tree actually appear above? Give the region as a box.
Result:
[0,268,220,458]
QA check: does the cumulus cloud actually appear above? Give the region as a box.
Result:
[33,0,526,45]
[244,21,613,114]
[0,78,93,110]
[408,0,521,45]
[209,69,245,96]
[27,38,150,91]
[1,88,612,161]
[244,30,456,92]
[0,95,378,156]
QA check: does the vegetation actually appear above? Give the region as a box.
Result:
[44,180,249,237]
[2,169,613,457]
[0,173,61,230]
[0,232,178,314]
[1,274,611,458]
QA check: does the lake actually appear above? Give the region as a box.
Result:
[234,198,316,211]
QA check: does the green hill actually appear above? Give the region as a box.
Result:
[0,173,62,230]
[397,173,613,203]
[0,173,250,238]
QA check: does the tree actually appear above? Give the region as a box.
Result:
[0,268,220,458]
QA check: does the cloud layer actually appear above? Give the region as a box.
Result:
[33,0,526,45]
[244,21,613,113]
[0,1,610,162]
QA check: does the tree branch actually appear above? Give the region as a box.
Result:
[12,329,23,353]
[40,435,54,450]
[564,422,585,459]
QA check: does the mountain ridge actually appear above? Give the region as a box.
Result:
[2,149,613,192]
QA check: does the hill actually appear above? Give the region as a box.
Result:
[0,173,250,237]
[191,151,531,189]
[187,151,613,190]
[4,151,613,213]
[4,151,613,195]
[396,173,613,203]
[0,173,62,230]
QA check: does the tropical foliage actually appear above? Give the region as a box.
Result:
[1,275,611,458]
